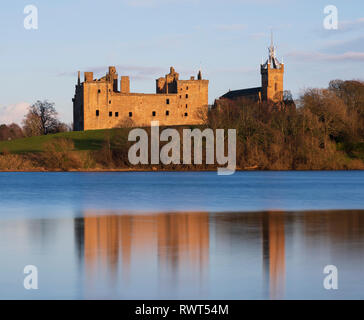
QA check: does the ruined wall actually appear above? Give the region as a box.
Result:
[72,72,84,131]
[74,67,209,131]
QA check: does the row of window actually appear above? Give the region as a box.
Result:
[95,110,188,117]
[94,96,188,107]
[96,89,189,95]
[96,110,120,117]
[166,95,188,104]
[97,89,112,93]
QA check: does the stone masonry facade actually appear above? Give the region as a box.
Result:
[73,66,209,131]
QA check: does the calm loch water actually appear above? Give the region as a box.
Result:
[1,171,364,299]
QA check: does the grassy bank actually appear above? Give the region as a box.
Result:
[0,129,113,153]
[0,127,364,172]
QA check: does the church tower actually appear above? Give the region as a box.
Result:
[260,33,284,102]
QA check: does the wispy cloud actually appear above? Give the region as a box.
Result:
[125,0,173,7]
[125,0,281,7]
[0,103,30,125]
[58,65,166,80]
[214,24,246,32]
[118,33,190,51]
[339,18,364,32]
[211,66,256,74]
[322,36,364,54]
[58,65,196,81]
[318,17,364,37]
[287,51,364,62]
[249,32,266,39]
[125,0,195,8]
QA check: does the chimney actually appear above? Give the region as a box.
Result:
[120,76,130,94]
[84,72,93,82]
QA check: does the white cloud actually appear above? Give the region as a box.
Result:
[0,103,30,125]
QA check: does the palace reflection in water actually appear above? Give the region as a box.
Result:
[75,213,209,289]
[70,210,364,299]
[2,210,364,299]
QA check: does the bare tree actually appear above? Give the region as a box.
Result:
[22,100,60,136]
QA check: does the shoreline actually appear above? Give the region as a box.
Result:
[1,168,364,173]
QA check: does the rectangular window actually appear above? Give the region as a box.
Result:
[109,111,112,117]
[186,104,188,109]
[184,112,188,117]
[96,110,99,116]
[109,100,111,104]
[186,94,188,99]
[166,99,170,105]
[129,112,133,117]
[152,111,156,116]
[115,112,119,117]
[98,89,101,93]
[166,110,169,116]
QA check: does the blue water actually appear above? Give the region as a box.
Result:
[1,171,364,299]
[1,171,364,219]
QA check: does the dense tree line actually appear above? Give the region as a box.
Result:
[208,79,364,169]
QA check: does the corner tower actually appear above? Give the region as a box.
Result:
[260,33,284,102]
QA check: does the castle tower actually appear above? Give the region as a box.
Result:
[260,33,284,102]
[156,66,179,94]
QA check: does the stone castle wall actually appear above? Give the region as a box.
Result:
[73,67,209,131]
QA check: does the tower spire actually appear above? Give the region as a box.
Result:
[267,28,277,66]
[262,30,282,70]
[198,61,202,80]
[261,30,284,102]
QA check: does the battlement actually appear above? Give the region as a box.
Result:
[73,66,209,131]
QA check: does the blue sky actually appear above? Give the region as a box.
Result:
[0,0,363,124]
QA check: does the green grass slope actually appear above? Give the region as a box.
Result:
[0,125,198,154]
[0,129,114,153]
